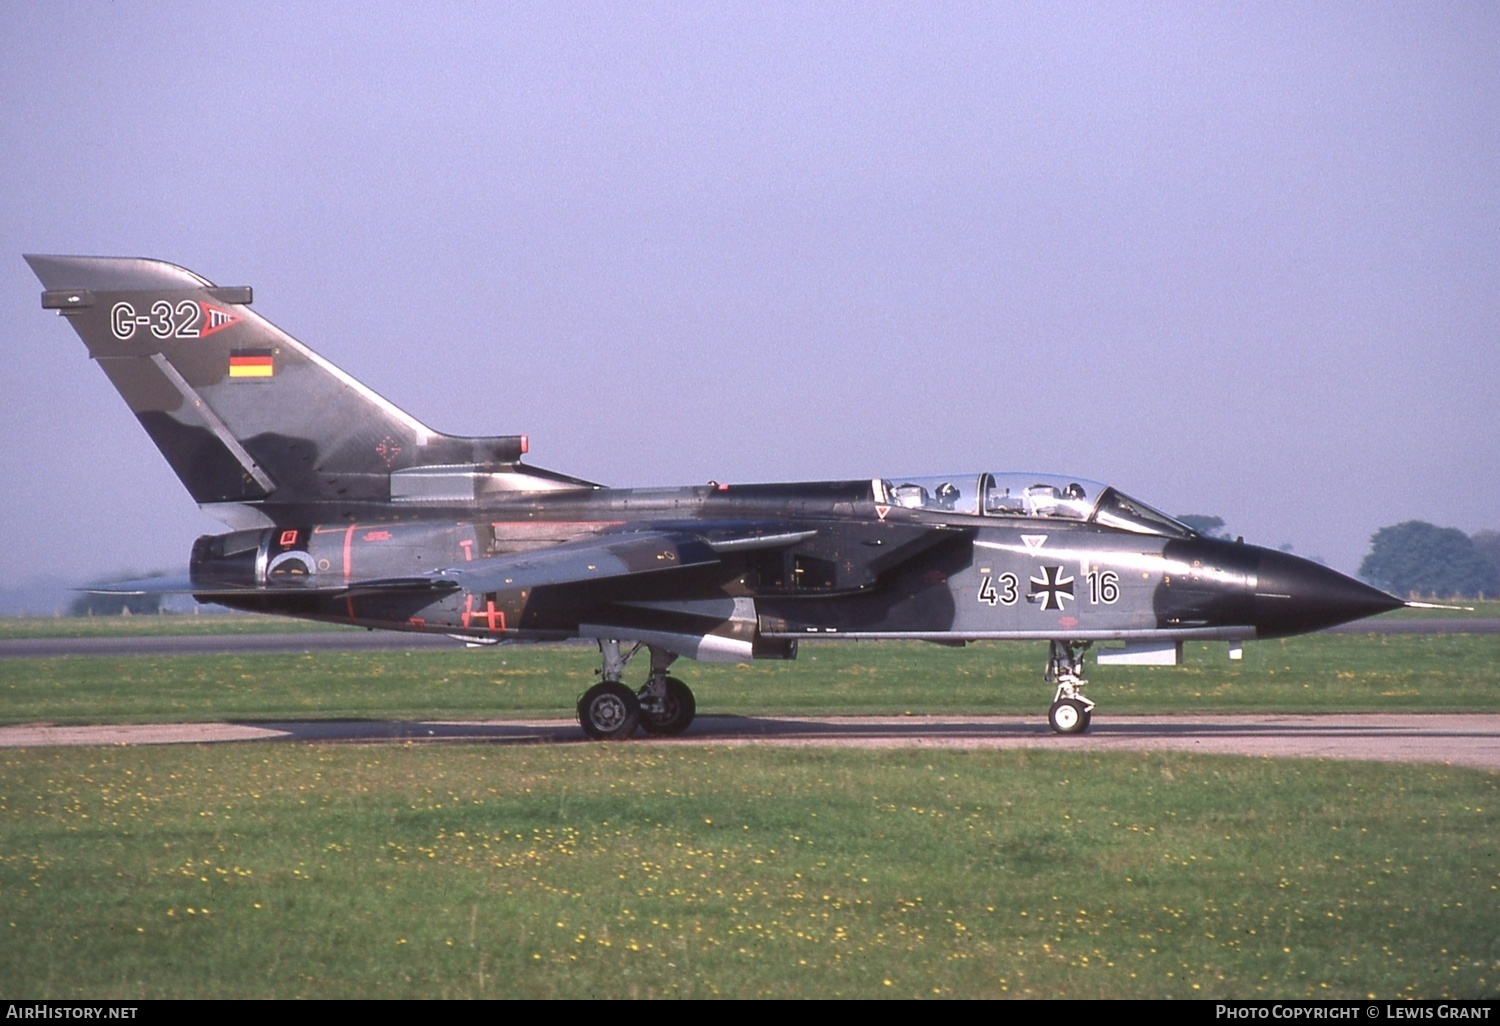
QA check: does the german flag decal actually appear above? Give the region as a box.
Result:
[229,349,274,379]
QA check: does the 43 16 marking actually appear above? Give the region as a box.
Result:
[980,569,1120,606]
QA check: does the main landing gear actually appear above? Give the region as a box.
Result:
[1045,639,1095,735]
[577,640,697,740]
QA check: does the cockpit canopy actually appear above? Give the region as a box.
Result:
[876,473,1196,539]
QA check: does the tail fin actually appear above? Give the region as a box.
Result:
[26,255,589,519]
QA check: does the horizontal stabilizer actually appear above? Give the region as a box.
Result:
[81,576,219,596]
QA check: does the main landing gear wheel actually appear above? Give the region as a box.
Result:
[638,676,696,736]
[577,681,641,740]
[1048,698,1090,735]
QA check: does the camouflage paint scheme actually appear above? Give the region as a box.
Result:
[25,255,1402,738]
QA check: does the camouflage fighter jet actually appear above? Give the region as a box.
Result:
[25,255,1404,738]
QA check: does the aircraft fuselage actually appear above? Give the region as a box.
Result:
[192,478,1390,660]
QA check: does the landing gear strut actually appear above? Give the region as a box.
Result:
[577,640,697,739]
[637,647,696,736]
[1045,639,1095,735]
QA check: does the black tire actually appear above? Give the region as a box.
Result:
[1048,698,1088,735]
[638,676,696,736]
[578,681,641,740]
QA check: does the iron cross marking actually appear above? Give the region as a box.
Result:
[1029,565,1075,611]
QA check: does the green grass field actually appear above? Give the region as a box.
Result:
[1,744,1496,999]
[1,624,1497,998]
[1,631,1497,725]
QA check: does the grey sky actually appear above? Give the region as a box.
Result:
[2,2,1496,586]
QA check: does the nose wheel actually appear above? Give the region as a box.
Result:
[1045,640,1095,735]
[1048,697,1091,734]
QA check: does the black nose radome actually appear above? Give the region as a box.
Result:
[1252,549,1404,639]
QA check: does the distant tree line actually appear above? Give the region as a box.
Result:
[1359,522,1500,600]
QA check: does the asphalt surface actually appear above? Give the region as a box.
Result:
[2,714,1497,771]
[2,616,1496,659]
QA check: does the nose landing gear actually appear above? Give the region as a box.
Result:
[1045,639,1095,735]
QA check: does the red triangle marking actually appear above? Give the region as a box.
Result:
[199,302,242,337]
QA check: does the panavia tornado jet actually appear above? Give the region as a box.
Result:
[25,255,1404,738]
